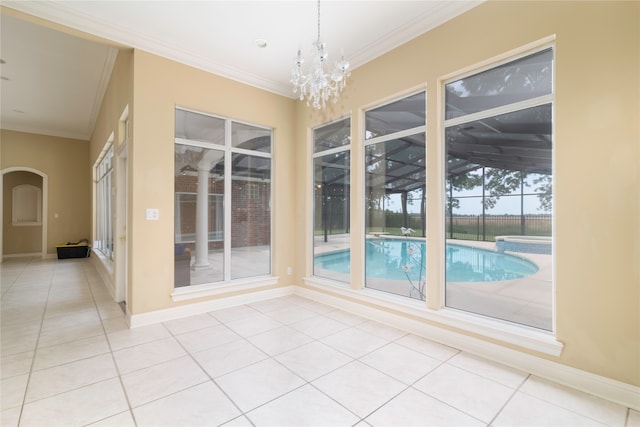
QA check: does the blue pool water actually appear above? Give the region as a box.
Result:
[314,239,538,282]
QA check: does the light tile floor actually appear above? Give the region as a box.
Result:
[1,257,638,427]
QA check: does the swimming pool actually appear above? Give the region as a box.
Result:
[314,238,539,282]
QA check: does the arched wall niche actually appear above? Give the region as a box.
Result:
[1,167,48,260]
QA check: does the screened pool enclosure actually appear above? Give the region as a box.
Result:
[313,48,554,331]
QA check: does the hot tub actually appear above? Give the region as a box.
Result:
[495,235,552,255]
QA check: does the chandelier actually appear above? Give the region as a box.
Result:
[291,0,350,109]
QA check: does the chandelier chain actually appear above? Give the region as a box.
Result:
[317,0,321,43]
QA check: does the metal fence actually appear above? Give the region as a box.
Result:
[446,215,552,242]
[317,210,552,242]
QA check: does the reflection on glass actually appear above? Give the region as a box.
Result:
[446,244,538,282]
[365,135,426,300]
[313,118,351,283]
[175,109,225,145]
[364,239,426,300]
[313,150,350,282]
[174,146,225,286]
[365,92,425,139]
[314,119,350,153]
[232,122,271,153]
[231,154,271,279]
[445,48,553,119]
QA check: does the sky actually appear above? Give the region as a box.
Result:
[384,190,549,216]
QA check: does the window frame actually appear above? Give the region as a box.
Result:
[172,107,275,299]
[95,144,114,260]
[311,116,352,284]
[439,43,556,331]
[363,90,427,300]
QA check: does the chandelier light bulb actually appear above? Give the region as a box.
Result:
[291,0,350,109]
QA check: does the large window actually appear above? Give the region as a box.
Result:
[443,48,554,330]
[174,108,272,288]
[364,92,426,300]
[95,145,114,259]
[313,118,351,282]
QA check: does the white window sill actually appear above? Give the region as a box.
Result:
[92,250,114,276]
[171,276,279,302]
[302,276,563,357]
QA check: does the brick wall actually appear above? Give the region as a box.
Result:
[175,174,270,249]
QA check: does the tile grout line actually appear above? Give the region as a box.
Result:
[80,260,141,426]
[161,316,257,426]
[250,305,408,424]
[230,306,362,423]
[486,372,531,426]
[8,261,126,420]
[169,301,364,423]
[241,302,459,424]
[353,344,491,425]
[624,408,630,427]
[15,258,57,427]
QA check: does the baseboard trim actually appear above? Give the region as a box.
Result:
[294,286,640,410]
[171,276,280,302]
[2,252,43,259]
[303,276,562,356]
[129,285,295,328]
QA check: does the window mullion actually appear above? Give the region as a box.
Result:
[223,119,232,282]
[312,145,350,159]
[364,125,426,146]
[444,94,554,128]
[230,146,271,158]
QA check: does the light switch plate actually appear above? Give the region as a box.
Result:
[146,208,159,220]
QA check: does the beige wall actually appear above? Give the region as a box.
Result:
[88,48,134,299]
[1,130,90,254]
[128,50,297,314]
[2,171,43,254]
[293,1,639,386]
[90,49,133,165]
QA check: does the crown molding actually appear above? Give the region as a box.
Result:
[86,46,119,139]
[348,1,483,69]
[3,1,483,99]
[2,1,294,97]
[0,123,90,142]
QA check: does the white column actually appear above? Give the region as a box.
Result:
[193,165,210,269]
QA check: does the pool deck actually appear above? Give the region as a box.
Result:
[313,235,553,331]
[446,239,552,330]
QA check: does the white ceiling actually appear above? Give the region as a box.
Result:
[0,1,481,141]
